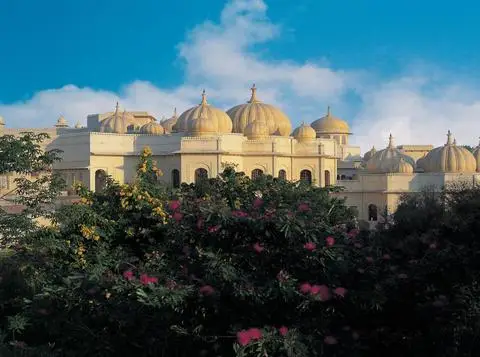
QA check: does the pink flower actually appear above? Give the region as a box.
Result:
[208,225,221,233]
[333,287,347,298]
[199,285,215,296]
[382,254,391,260]
[299,283,312,294]
[347,229,359,239]
[173,212,183,222]
[325,236,335,247]
[232,210,248,218]
[140,274,158,285]
[304,242,316,251]
[310,284,330,301]
[276,270,289,283]
[298,203,310,212]
[324,335,338,345]
[169,200,181,211]
[247,328,262,340]
[278,326,288,336]
[366,256,374,263]
[253,198,264,209]
[236,330,251,346]
[123,270,134,280]
[253,242,264,253]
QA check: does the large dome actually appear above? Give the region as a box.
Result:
[226,85,292,137]
[422,131,476,173]
[99,104,134,134]
[311,107,350,134]
[174,91,232,134]
[366,134,416,173]
[189,107,217,137]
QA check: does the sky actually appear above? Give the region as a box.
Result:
[1,0,480,151]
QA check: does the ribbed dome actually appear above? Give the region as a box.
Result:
[422,131,476,173]
[99,104,134,134]
[244,117,269,140]
[366,134,416,173]
[473,138,480,172]
[161,108,178,133]
[311,107,350,134]
[174,91,232,133]
[392,157,414,173]
[293,122,316,142]
[189,108,216,137]
[226,85,292,137]
[140,120,166,135]
[363,146,377,162]
[55,115,69,128]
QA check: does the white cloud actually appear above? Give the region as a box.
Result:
[1,0,479,152]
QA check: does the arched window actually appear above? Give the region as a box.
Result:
[337,174,340,180]
[340,174,346,180]
[251,169,263,180]
[172,169,180,188]
[324,170,331,186]
[300,169,312,184]
[95,170,107,193]
[195,168,208,184]
[278,169,287,180]
[368,204,378,221]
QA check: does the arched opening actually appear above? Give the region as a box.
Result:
[324,170,331,186]
[340,174,346,180]
[300,169,312,184]
[251,169,263,180]
[95,169,107,193]
[172,169,180,188]
[195,168,208,185]
[368,204,378,221]
[278,169,287,180]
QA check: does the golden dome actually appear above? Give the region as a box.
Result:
[189,108,216,137]
[226,84,292,137]
[174,91,232,133]
[366,134,416,173]
[55,115,69,128]
[244,117,269,140]
[472,138,480,172]
[99,103,134,134]
[363,146,377,162]
[293,122,316,142]
[422,131,476,173]
[311,107,350,134]
[161,108,178,133]
[139,120,166,135]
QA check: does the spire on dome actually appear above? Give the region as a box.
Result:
[200,90,208,105]
[388,133,394,148]
[446,130,453,145]
[453,138,457,145]
[248,83,260,103]
[326,106,331,118]
[173,107,177,117]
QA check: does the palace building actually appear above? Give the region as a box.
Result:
[1,85,479,225]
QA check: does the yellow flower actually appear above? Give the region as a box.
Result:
[80,225,100,241]
[142,146,152,156]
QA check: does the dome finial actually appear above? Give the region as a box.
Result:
[200,90,207,105]
[446,130,452,145]
[388,133,394,148]
[327,106,331,118]
[173,107,177,117]
[453,138,457,145]
[248,83,259,103]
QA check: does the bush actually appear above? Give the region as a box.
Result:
[1,144,480,356]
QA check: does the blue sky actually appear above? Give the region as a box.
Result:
[1,0,480,149]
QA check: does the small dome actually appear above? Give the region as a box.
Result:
[392,157,414,173]
[140,120,166,135]
[74,121,82,129]
[293,122,316,142]
[363,146,377,162]
[55,115,69,128]
[0,116,5,126]
[311,107,350,135]
[422,131,476,173]
[473,138,480,172]
[174,91,232,133]
[99,103,132,134]
[366,134,416,173]
[189,109,216,137]
[161,108,178,133]
[244,117,269,140]
[226,85,292,136]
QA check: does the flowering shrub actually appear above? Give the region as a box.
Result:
[1,145,480,356]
